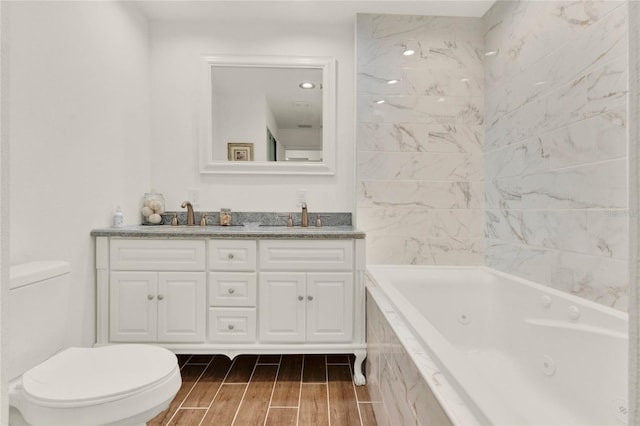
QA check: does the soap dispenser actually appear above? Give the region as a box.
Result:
[113,206,124,228]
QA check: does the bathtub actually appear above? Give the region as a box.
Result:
[366,265,629,426]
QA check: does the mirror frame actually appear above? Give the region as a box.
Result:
[199,55,337,175]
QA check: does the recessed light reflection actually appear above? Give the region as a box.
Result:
[387,79,400,85]
[437,97,446,103]
[484,50,499,56]
[403,49,415,56]
[535,81,546,86]
[299,82,315,89]
[460,78,470,83]
[375,99,386,104]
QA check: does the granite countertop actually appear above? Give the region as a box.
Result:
[90,225,365,240]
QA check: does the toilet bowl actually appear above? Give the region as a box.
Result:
[8,262,182,425]
[9,345,181,426]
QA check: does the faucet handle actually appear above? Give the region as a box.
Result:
[315,215,324,227]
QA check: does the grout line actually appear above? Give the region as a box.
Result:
[348,359,365,426]
[229,359,259,426]
[198,356,238,426]
[263,357,282,426]
[296,355,305,426]
[325,356,331,426]
[167,356,214,426]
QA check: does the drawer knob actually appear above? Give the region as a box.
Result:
[298,296,304,301]
[147,294,154,301]
[307,295,314,301]
[228,324,235,330]
[228,288,235,294]
[157,294,164,301]
[227,253,235,260]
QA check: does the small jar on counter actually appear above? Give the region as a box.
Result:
[220,208,231,226]
[141,192,165,225]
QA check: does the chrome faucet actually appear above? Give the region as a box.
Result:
[301,202,309,227]
[181,201,195,226]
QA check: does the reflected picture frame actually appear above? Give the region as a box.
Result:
[227,142,254,161]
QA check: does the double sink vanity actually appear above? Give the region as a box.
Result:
[91,215,366,385]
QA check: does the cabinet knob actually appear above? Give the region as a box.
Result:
[228,288,235,294]
[298,296,304,301]
[147,294,154,301]
[227,253,235,260]
[157,294,164,301]
[307,295,314,301]
[228,324,235,330]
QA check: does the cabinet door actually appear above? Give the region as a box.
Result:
[306,273,353,342]
[157,272,206,342]
[110,271,157,342]
[259,272,305,342]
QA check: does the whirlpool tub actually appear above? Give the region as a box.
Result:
[365,265,628,426]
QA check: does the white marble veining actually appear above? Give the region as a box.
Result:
[486,209,628,260]
[357,13,484,266]
[366,282,478,426]
[357,123,483,154]
[484,1,629,311]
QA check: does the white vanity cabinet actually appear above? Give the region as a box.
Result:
[258,240,354,343]
[105,239,206,343]
[207,240,257,343]
[95,232,366,385]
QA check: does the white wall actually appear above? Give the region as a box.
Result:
[214,94,266,161]
[7,1,151,346]
[149,18,355,212]
[278,128,323,150]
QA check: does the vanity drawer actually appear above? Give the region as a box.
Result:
[209,272,257,307]
[110,239,205,271]
[208,308,256,342]
[259,240,353,271]
[208,240,257,271]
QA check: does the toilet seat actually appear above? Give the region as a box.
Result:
[10,344,181,425]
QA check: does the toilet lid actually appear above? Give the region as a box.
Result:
[21,345,178,407]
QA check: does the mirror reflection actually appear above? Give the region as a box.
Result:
[211,66,323,163]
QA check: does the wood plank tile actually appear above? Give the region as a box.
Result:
[182,355,232,407]
[355,379,373,402]
[258,354,282,364]
[169,408,206,425]
[149,364,206,425]
[265,407,298,426]
[271,354,303,406]
[299,383,329,426]
[359,402,378,426]
[187,354,214,364]
[200,384,246,426]
[327,354,351,364]
[177,355,191,368]
[328,365,361,426]
[224,355,258,383]
[302,354,326,383]
[233,365,279,425]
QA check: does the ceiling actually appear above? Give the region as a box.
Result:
[135,1,496,23]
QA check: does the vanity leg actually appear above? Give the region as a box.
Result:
[353,350,367,386]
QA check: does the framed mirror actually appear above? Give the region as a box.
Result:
[199,55,336,175]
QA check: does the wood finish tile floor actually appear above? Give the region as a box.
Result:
[150,354,378,426]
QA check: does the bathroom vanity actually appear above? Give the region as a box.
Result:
[91,225,366,384]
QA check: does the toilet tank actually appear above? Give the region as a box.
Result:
[9,261,71,381]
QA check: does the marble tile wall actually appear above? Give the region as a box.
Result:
[483,1,629,311]
[356,14,485,265]
[628,1,639,421]
[366,287,454,426]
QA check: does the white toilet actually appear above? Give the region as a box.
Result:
[8,261,182,425]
